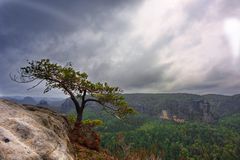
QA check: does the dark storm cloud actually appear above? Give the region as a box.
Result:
[1,0,240,96]
[0,0,143,96]
[0,0,134,52]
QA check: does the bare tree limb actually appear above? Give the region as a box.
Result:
[27,79,44,90]
[9,73,38,83]
[84,98,118,111]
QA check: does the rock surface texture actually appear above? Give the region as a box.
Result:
[0,99,74,160]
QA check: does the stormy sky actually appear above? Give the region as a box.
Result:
[1,0,240,97]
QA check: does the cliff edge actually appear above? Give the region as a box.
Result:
[0,99,74,160]
[0,99,114,160]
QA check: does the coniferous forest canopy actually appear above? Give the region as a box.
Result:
[69,95,240,160]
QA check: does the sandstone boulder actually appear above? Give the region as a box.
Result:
[0,99,74,160]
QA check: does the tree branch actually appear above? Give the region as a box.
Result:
[27,79,44,90]
[102,107,121,120]
[81,90,87,108]
[84,98,118,111]
[9,73,38,83]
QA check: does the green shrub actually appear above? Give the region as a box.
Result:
[83,119,104,126]
[67,113,77,125]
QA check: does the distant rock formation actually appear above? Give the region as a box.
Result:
[172,115,185,123]
[160,110,170,120]
[60,98,75,113]
[160,110,185,123]
[37,99,49,107]
[19,96,37,105]
[125,94,222,123]
[196,100,215,123]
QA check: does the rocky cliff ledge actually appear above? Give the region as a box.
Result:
[0,99,114,160]
[0,99,74,160]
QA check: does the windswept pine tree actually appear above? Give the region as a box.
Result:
[11,59,135,123]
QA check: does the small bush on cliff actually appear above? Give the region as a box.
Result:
[83,119,103,126]
[67,113,103,127]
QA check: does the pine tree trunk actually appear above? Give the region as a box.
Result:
[76,90,86,123]
[70,96,83,123]
[76,107,84,122]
